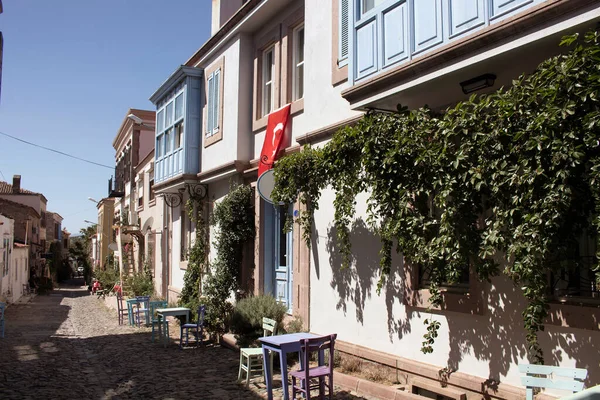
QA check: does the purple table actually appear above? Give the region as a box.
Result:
[259,332,320,400]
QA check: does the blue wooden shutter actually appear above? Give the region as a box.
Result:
[213,69,220,131]
[339,0,350,64]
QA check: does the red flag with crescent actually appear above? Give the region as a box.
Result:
[258,104,292,177]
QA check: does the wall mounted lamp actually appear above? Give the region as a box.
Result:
[460,73,496,94]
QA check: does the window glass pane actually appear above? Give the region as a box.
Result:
[175,93,184,120]
[294,26,305,101]
[297,27,304,64]
[262,48,274,116]
[166,102,174,127]
[165,128,172,153]
[297,64,304,99]
[265,50,273,82]
[176,123,184,148]
[156,135,163,157]
[207,75,214,134]
[157,110,164,132]
[213,70,220,131]
[361,0,383,14]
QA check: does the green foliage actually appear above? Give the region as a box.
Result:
[203,183,256,336]
[230,295,287,347]
[179,194,210,322]
[284,315,307,334]
[421,319,441,354]
[94,267,119,292]
[124,271,154,296]
[272,31,600,363]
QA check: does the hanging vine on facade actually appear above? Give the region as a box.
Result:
[271,31,600,363]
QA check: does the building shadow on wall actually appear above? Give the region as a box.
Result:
[325,219,411,340]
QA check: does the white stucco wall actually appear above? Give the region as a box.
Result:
[310,185,600,389]
[0,215,14,303]
[10,246,28,303]
[201,37,243,172]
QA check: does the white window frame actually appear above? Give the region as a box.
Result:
[206,68,221,137]
[292,24,305,101]
[155,88,185,161]
[262,46,275,117]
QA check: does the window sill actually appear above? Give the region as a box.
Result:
[546,298,600,331]
[253,98,304,133]
[404,288,484,315]
[179,261,188,270]
[137,206,144,212]
[204,130,223,147]
[148,199,156,208]
[253,115,268,132]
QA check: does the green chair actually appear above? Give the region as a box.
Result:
[150,300,169,342]
[238,317,277,386]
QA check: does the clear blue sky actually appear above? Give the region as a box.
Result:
[0,1,211,235]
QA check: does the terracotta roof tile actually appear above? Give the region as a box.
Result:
[0,180,42,195]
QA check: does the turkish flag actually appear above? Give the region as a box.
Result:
[258,104,292,177]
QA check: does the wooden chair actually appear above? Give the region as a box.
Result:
[519,364,587,400]
[180,305,206,348]
[149,300,169,342]
[116,294,128,326]
[237,317,277,386]
[291,334,337,400]
[133,296,151,327]
[0,302,5,338]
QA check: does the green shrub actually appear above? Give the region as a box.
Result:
[230,295,287,347]
[94,268,119,293]
[283,315,306,334]
[125,271,154,296]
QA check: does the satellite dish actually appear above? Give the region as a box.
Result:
[108,243,118,252]
[257,169,276,204]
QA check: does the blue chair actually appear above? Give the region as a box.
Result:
[0,302,5,338]
[133,296,150,327]
[180,305,205,348]
[519,364,587,400]
[150,300,169,343]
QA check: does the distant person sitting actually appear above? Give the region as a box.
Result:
[28,276,38,293]
[92,280,102,295]
[112,283,123,296]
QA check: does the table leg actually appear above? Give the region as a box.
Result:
[157,314,162,345]
[263,347,273,400]
[127,302,134,326]
[280,350,290,400]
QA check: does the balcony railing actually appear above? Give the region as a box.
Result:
[351,0,545,83]
[108,176,124,198]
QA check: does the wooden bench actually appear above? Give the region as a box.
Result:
[519,364,587,400]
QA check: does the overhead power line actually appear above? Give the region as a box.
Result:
[0,130,113,169]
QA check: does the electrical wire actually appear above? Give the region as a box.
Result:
[0,169,5,180]
[0,130,113,169]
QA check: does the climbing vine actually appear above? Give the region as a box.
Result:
[178,192,209,317]
[272,31,600,363]
[203,183,255,336]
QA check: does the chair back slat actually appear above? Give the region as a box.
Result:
[518,364,588,379]
[521,377,585,393]
[263,317,277,336]
[299,334,337,380]
[519,363,588,399]
[150,300,168,317]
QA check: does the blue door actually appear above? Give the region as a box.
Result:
[264,203,293,312]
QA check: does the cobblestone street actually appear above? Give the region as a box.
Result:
[0,280,369,400]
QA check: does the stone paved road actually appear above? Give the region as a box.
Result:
[0,280,370,400]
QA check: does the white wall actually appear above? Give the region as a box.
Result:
[0,215,14,303]
[10,247,28,303]
[200,37,244,171]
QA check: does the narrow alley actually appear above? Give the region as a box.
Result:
[0,280,267,400]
